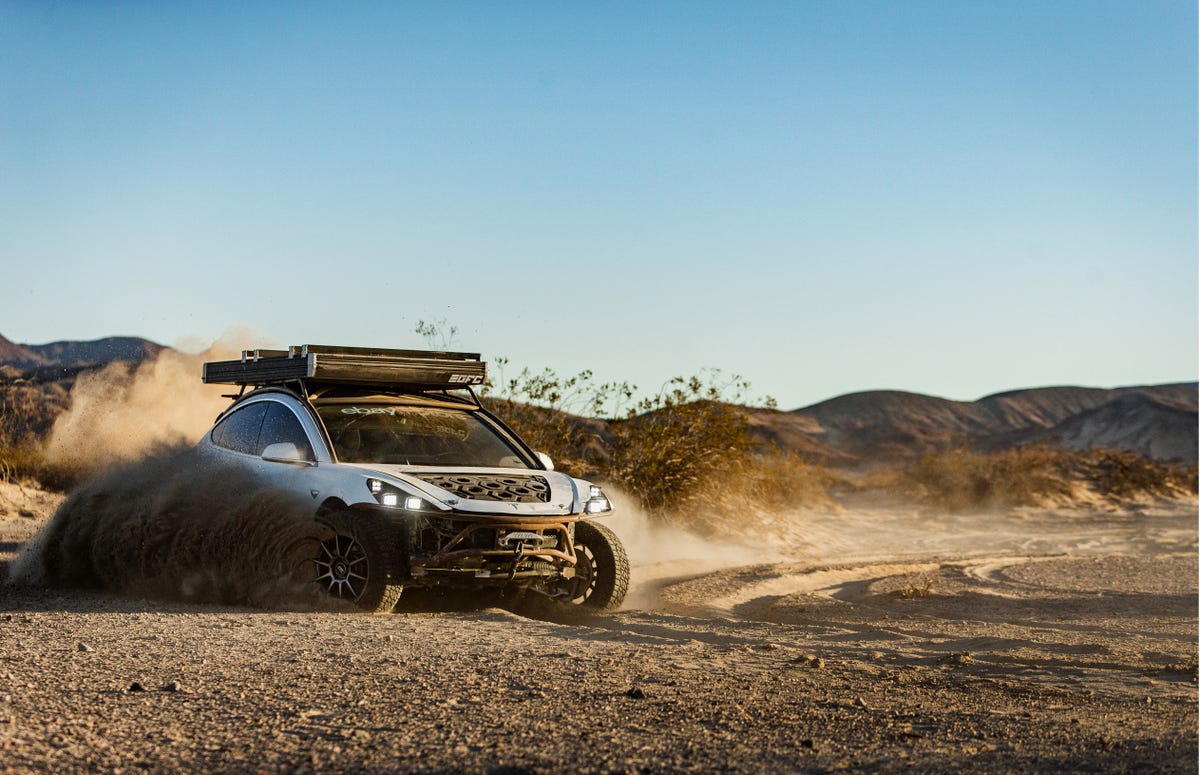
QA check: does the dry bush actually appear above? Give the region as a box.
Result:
[734,452,839,513]
[660,451,839,536]
[0,381,48,444]
[896,575,934,600]
[482,359,629,478]
[0,437,90,492]
[0,441,40,485]
[893,444,1197,511]
[483,398,610,477]
[482,358,834,527]
[1075,448,1196,501]
[422,321,833,524]
[897,445,1074,511]
[0,372,148,491]
[0,378,68,486]
[608,396,755,514]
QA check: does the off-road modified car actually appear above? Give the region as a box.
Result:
[198,345,629,613]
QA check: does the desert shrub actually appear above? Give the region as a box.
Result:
[606,376,760,514]
[895,444,1199,510]
[481,359,630,478]
[0,375,99,490]
[414,318,460,350]
[484,365,758,498]
[667,451,839,535]
[740,452,838,511]
[1079,448,1195,501]
[896,575,934,600]
[482,398,611,477]
[0,439,39,485]
[898,445,1074,511]
[0,451,85,492]
[419,321,797,516]
[0,379,58,485]
[0,381,45,444]
[479,356,834,523]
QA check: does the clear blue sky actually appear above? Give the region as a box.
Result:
[2,1,1195,409]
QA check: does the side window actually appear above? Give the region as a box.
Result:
[210,402,268,455]
[258,402,315,460]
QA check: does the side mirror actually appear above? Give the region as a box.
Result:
[535,451,554,471]
[262,442,313,465]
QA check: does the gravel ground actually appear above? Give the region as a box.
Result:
[0,485,1195,773]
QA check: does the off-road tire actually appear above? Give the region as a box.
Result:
[312,511,404,613]
[571,520,630,611]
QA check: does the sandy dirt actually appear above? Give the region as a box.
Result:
[0,481,1195,773]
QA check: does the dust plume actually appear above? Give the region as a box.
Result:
[8,448,336,610]
[40,330,264,476]
[604,487,788,610]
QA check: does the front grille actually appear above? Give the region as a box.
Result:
[415,473,552,503]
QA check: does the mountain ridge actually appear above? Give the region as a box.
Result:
[1,333,1194,462]
[0,334,165,370]
[781,382,1197,462]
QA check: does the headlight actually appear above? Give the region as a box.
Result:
[584,485,612,514]
[367,478,426,510]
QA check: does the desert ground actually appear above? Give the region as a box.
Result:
[0,481,1196,773]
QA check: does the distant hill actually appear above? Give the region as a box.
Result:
[0,334,165,370]
[769,383,1198,463]
[1029,392,1197,461]
[0,334,48,367]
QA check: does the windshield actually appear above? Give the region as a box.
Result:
[316,403,531,468]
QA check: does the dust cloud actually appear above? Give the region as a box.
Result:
[8,449,334,610]
[40,331,262,475]
[603,488,787,610]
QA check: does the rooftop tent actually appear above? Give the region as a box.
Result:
[202,345,487,390]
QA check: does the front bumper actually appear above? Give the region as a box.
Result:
[406,514,582,587]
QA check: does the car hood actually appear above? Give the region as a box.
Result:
[342,463,591,516]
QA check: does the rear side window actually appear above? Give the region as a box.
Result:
[211,402,268,455]
[259,402,315,460]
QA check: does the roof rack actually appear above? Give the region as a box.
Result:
[202,345,486,389]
